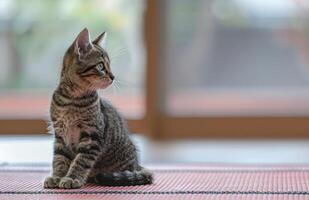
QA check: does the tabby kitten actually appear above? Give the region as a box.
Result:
[43,28,153,189]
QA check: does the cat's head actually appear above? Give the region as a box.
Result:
[61,28,114,93]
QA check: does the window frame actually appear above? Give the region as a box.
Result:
[144,0,309,139]
[2,0,309,138]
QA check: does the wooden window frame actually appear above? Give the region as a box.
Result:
[0,119,145,135]
[144,0,309,139]
[2,0,309,138]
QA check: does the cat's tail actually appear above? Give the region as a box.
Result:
[93,168,153,186]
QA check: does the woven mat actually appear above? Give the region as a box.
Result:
[1,163,309,200]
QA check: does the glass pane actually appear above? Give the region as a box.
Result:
[165,0,309,116]
[0,0,145,119]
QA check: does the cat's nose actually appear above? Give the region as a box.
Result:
[110,74,115,81]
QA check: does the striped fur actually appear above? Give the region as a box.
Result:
[44,28,153,189]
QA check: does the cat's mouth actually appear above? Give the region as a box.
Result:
[98,79,113,89]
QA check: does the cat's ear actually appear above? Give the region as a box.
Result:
[74,28,93,56]
[92,32,107,48]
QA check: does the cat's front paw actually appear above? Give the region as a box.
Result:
[59,177,83,189]
[44,176,61,189]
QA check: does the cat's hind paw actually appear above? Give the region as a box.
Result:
[59,177,83,189]
[43,176,61,189]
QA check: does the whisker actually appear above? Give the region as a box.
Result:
[115,81,122,90]
[113,78,132,87]
[112,81,121,93]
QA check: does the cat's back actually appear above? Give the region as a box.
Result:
[100,98,120,116]
[100,97,130,136]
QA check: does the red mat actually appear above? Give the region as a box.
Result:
[1,163,309,200]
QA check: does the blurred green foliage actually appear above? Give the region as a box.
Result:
[1,0,144,90]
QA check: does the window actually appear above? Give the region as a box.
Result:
[0,0,145,120]
[2,0,309,138]
[164,0,309,117]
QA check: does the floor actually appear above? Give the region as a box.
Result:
[2,135,309,200]
[1,134,309,165]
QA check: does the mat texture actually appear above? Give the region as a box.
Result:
[1,163,309,199]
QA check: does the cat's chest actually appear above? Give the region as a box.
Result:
[56,110,83,147]
[52,104,101,148]
[66,125,81,148]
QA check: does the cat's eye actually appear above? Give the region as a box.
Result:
[96,63,104,71]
